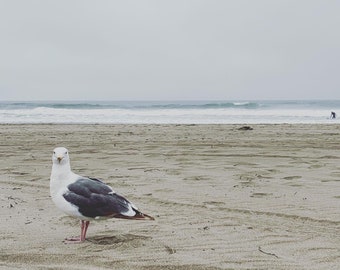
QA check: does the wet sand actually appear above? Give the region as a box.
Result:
[0,124,339,269]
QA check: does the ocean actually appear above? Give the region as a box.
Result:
[0,100,339,124]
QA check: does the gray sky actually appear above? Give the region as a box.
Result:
[1,0,340,101]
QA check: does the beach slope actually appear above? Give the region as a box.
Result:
[0,124,339,269]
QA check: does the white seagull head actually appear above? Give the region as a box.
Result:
[52,147,70,165]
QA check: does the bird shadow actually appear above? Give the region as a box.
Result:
[86,233,151,246]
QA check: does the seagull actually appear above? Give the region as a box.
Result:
[50,147,154,243]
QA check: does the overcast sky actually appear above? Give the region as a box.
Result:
[1,0,340,101]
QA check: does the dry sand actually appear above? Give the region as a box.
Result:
[0,124,339,270]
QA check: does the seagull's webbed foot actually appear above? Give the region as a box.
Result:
[63,236,84,244]
[63,220,90,244]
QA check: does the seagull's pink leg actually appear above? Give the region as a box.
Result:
[63,220,90,244]
[81,220,90,241]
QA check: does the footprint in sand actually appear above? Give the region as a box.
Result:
[283,176,302,180]
[250,192,273,198]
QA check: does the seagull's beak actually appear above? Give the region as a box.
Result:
[57,156,63,163]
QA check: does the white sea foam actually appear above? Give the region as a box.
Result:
[0,101,339,124]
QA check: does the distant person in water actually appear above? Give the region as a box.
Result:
[330,111,336,119]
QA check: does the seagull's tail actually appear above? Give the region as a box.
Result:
[109,193,155,220]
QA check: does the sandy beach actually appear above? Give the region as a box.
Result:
[0,124,339,270]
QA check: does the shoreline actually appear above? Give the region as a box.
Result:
[1,124,339,269]
[0,121,339,125]
[1,99,340,125]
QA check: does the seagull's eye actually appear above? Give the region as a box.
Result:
[53,151,56,155]
[65,151,68,155]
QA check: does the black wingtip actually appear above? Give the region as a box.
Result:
[142,213,155,220]
[113,212,155,220]
[131,211,155,220]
